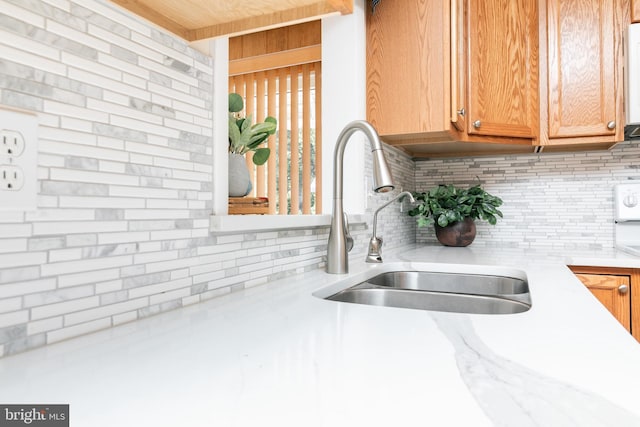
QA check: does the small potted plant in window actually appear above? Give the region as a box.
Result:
[228,93,277,197]
[408,184,503,246]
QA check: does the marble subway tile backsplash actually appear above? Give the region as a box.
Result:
[360,144,417,254]
[0,0,212,356]
[10,0,634,360]
[1,0,412,357]
[414,142,640,249]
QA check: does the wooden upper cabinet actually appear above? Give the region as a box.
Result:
[366,0,538,157]
[573,272,631,332]
[543,0,624,145]
[465,0,539,139]
[633,0,640,23]
[366,0,451,137]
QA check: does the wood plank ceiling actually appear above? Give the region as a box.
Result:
[109,0,353,41]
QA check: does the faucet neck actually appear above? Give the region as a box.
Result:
[326,120,394,274]
[332,121,386,201]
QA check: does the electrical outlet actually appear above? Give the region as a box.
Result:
[0,165,25,190]
[0,106,38,211]
[0,130,25,157]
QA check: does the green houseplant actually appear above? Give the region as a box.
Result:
[228,93,276,166]
[408,184,503,246]
[228,93,277,197]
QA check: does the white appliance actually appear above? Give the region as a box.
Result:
[614,183,640,255]
[625,23,640,139]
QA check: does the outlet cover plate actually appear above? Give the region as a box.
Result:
[0,107,38,211]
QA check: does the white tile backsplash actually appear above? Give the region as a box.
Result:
[0,310,28,328]
[414,142,640,249]
[0,0,226,356]
[9,0,629,360]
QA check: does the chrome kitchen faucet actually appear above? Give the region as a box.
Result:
[326,121,395,274]
[366,191,415,263]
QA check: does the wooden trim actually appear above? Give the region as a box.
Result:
[278,68,289,215]
[230,45,321,76]
[255,72,266,198]
[244,74,255,195]
[290,66,300,215]
[267,70,277,215]
[302,64,312,214]
[187,3,345,40]
[228,197,269,215]
[229,21,321,60]
[326,0,353,14]
[111,0,349,41]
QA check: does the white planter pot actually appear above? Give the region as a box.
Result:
[228,153,252,197]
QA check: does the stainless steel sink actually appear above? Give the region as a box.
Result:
[325,270,531,315]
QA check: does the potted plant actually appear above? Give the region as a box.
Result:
[408,184,503,247]
[228,93,277,197]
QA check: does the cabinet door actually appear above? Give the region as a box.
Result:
[366,0,451,137]
[466,0,539,139]
[574,273,631,332]
[633,0,640,23]
[546,0,621,139]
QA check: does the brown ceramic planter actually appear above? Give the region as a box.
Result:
[435,217,476,247]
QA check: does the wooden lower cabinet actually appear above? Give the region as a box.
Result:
[574,272,630,331]
[569,266,640,341]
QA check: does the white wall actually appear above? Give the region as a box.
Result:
[321,0,368,214]
[208,37,229,216]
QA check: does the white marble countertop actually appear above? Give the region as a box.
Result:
[1,245,640,426]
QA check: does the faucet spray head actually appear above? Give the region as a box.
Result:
[371,148,394,193]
